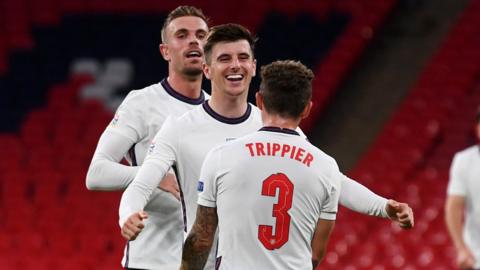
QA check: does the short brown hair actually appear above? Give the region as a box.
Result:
[204,23,256,65]
[260,60,314,119]
[161,6,209,43]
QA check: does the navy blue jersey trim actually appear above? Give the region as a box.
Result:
[125,240,130,267]
[202,101,251,125]
[125,145,136,268]
[128,144,138,166]
[172,165,188,232]
[259,126,300,136]
[215,256,222,270]
[161,78,205,105]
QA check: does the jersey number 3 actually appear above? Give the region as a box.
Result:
[258,173,294,250]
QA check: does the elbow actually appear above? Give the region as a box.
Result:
[312,249,325,269]
[85,163,101,190]
[85,173,97,190]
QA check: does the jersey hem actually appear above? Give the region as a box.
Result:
[198,198,216,208]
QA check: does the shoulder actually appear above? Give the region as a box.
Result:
[209,133,255,159]
[119,83,163,108]
[304,141,338,169]
[159,105,205,133]
[454,145,479,163]
[178,105,206,124]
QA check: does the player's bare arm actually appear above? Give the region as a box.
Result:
[181,205,218,270]
[385,199,414,229]
[445,195,476,269]
[311,219,335,269]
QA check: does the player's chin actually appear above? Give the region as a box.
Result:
[183,66,203,77]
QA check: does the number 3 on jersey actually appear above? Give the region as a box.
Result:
[258,173,294,250]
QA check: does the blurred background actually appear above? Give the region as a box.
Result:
[0,0,479,269]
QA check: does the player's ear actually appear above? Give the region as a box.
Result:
[300,101,313,120]
[255,92,264,110]
[203,63,211,79]
[252,59,257,77]
[160,43,170,61]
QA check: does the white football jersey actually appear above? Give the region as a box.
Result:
[198,127,341,270]
[145,102,262,232]
[107,78,207,269]
[120,101,262,269]
[120,100,389,269]
[447,145,480,269]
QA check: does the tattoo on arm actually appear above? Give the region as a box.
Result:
[181,206,218,270]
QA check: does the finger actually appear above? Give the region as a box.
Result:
[399,222,413,229]
[395,203,409,211]
[467,256,476,267]
[397,214,413,223]
[133,220,145,230]
[396,212,410,220]
[122,227,136,240]
[139,211,148,220]
[127,214,141,225]
[125,222,142,235]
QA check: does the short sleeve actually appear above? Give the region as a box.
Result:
[447,153,467,196]
[197,147,221,208]
[106,91,145,143]
[319,160,341,220]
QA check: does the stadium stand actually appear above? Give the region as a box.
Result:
[327,1,480,269]
[0,0,409,269]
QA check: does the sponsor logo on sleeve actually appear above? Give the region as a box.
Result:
[197,181,204,192]
[110,113,120,127]
[148,141,156,154]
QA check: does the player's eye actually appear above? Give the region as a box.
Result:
[197,32,207,40]
[176,33,186,39]
[239,54,251,61]
[218,56,230,62]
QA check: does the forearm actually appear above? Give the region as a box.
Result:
[446,212,466,250]
[339,176,388,218]
[86,159,139,190]
[181,206,218,270]
[311,219,335,270]
[86,130,138,191]
[181,232,212,270]
[445,197,466,250]
[119,160,169,226]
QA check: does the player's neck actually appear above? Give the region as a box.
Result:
[209,91,248,119]
[167,73,202,99]
[262,114,300,131]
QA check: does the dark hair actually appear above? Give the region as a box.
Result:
[260,60,314,119]
[203,23,256,64]
[161,6,209,43]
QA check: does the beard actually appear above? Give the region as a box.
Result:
[183,66,203,77]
